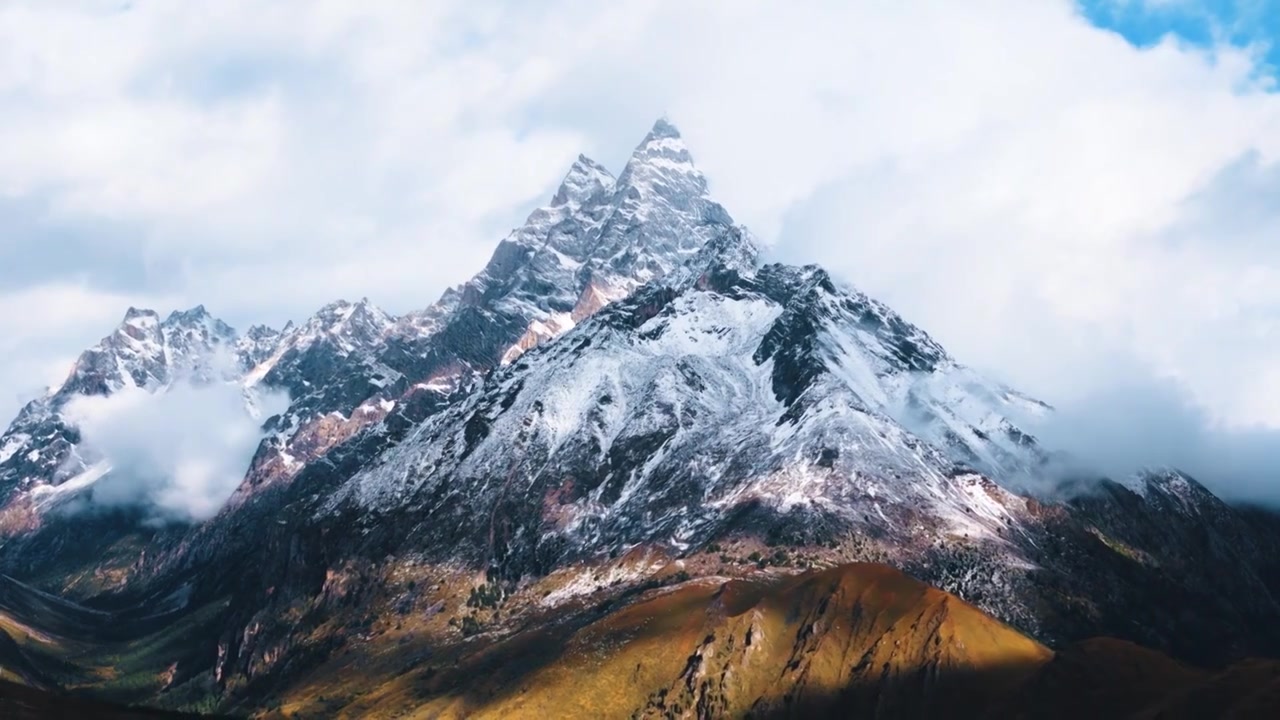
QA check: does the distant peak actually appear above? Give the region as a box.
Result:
[647,116,681,140]
[550,154,616,208]
[122,306,159,323]
[573,153,611,174]
[309,300,355,328]
[164,304,210,324]
[630,116,691,159]
[352,297,392,318]
[617,116,705,197]
[317,298,353,313]
[245,323,280,339]
[312,297,391,330]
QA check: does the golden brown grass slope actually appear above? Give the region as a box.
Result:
[349,562,1052,720]
[313,562,1280,720]
[6,558,1275,719]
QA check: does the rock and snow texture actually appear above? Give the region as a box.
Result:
[5,117,1280,665]
[454,118,737,372]
[325,228,1050,572]
[0,118,1103,544]
[0,119,753,511]
[0,305,252,506]
[235,119,753,490]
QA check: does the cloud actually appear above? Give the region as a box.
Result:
[61,381,288,522]
[1006,350,1280,502]
[0,1,1277,500]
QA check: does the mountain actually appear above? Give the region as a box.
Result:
[314,230,1055,613]
[0,119,1277,717]
[0,305,243,517]
[228,119,738,502]
[0,119,734,576]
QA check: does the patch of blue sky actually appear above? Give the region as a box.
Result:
[1078,0,1280,84]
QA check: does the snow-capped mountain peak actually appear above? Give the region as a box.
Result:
[236,324,284,369]
[122,305,159,322]
[282,298,396,355]
[62,308,168,397]
[0,303,248,504]
[163,303,210,323]
[580,119,733,291]
[116,307,162,343]
[160,305,239,383]
[614,117,708,201]
[550,154,616,209]
[422,120,738,373]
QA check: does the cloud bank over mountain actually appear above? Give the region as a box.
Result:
[63,382,287,522]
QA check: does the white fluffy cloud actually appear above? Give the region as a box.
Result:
[62,382,287,522]
[0,1,1277,494]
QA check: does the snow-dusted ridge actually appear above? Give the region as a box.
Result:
[1,118,1051,537]
[0,303,265,507]
[0,119,752,512]
[321,221,1054,575]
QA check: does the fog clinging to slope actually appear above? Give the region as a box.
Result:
[63,381,288,522]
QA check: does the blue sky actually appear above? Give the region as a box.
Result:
[1080,0,1280,79]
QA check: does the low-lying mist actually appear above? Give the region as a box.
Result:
[1021,370,1280,506]
[62,380,288,523]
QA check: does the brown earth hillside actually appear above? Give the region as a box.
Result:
[5,560,1276,718]
[316,562,1280,720]
[338,562,1053,719]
